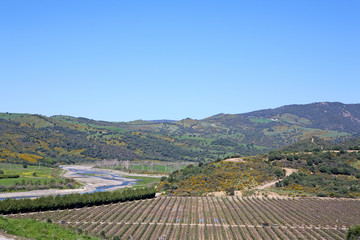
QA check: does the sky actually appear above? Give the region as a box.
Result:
[1,1,359,122]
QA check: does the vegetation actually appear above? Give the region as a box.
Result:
[158,157,285,195]
[276,172,360,198]
[124,176,160,188]
[155,135,360,198]
[0,163,77,192]
[0,177,77,192]
[1,102,359,165]
[0,216,98,240]
[0,187,156,214]
[267,137,360,198]
[241,102,360,134]
[347,225,360,240]
[96,159,191,174]
[8,197,358,239]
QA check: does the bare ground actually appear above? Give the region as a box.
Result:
[223,157,245,163]
[0,165,154,199]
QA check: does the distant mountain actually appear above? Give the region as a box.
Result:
[146,120,177,123]
[239,102,360,133]
[201,102,359,147]
[1,102,360,165]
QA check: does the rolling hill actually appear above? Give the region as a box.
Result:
[159,135,360,198]
[0,102,360,165]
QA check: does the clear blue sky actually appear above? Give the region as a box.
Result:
[1,1,359,121]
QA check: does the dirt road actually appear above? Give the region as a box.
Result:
[255,167,298,190]
[223,157,245,163]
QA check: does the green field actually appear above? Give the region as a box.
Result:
[102,160,193,174]
[127,163,189,174]
[0,177,63,186]
[176,135,215,145]
[0,113,29,120]
[249,118,273,123]
[0,163,70,191]
[124,175,160,188]
[0,216,99,240]
[322,130,351,139]
[0,163,60,178]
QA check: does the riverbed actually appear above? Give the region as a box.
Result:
[0,165,140,200]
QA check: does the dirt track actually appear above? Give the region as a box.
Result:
[223,157,245,163]
[255,167,298,190]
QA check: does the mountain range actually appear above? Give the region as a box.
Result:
[1,102,359,165]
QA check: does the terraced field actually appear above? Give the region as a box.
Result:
[7,197,360,239]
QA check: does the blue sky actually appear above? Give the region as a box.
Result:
[1,1,359,121]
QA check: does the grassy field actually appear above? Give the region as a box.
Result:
[0,113,29,120]
[0,216,99,240]
[0,163,60,177]
[176,135,215,145]
[124,175,160,188]
[249,118,273,123]
[0,163,68,191]
[127,163,189,174]
[98,160,192,174]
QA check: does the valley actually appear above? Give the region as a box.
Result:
[1,102,360,239]
[0,165,159,200]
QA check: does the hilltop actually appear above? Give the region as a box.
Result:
[240,102,360,133]
[0,102,360,165]
[159,135,360,198]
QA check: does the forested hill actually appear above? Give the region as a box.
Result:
[0,102,360,165]
[240,102,360,133]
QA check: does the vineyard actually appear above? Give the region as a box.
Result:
[7,196,359,239]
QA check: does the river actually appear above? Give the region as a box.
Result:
[0,165,140,200]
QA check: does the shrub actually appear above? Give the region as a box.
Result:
[274,168,285,179]
[225,186,235,196]
[347,225,360,240]
[316,192,327,197]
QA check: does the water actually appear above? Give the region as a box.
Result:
[0,167,140,200]
[67,168,139,193]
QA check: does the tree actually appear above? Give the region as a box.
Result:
[306,159,313,166]
[347,225,360,240]
[274,168,285,179]
[225,186,235,196]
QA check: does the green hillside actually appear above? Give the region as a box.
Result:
[0,102,360,166]
[159,136,360,198]
[158,156,285,196]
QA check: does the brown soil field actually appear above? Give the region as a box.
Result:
[7,196,359,239]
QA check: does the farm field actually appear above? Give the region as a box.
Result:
[8,196,360,239]
[0,163,61,179]
[95,160,192,174]
[0,163,74,192]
